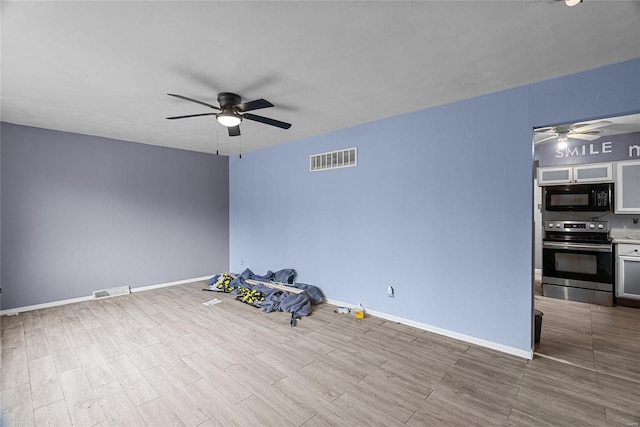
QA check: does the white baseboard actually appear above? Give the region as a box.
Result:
[130,275,212,293]
[0,295,94,316]
[325,298,533,360]
[0,275,213,316]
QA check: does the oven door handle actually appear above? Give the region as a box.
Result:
[543,241,612,252]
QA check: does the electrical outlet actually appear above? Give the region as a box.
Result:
[387,286,394,298]
[633,218,638,225]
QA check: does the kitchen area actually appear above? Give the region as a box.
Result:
[533,113,640,382]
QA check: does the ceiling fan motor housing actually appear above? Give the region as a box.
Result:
[217,92,242,110]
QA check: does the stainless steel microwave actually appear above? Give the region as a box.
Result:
[544,183,613,211]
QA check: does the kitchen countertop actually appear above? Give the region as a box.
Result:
[610,228,640,244]
[613,238,640,244]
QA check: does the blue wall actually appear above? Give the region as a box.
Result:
[230,58,640,356]
[1,124,230,310]
[529,58,640,127]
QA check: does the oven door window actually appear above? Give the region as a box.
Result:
[543,247,613,283]
[555,252,598,275]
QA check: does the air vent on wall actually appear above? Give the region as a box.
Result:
[310,147,357,172]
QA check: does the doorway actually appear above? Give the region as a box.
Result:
[532,113,640,383]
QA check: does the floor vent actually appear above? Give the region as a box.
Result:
[93,286,131,299]
[310,147,357,172]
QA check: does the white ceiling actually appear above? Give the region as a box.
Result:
[2,1,640,155]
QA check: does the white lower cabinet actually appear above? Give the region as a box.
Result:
[617,244,640,300]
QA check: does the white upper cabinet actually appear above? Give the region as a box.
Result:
[538,162,613,186]
[615,160,640,213]
[573,163,613,183]
[537,166,572,185]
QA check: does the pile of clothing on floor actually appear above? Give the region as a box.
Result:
[206,268,324,317]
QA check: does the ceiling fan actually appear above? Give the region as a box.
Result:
[166,92,291,137]
[534,120,612,144]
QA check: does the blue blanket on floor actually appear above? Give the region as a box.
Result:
[209,268,323,316]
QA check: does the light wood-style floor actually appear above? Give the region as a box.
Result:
[2,280,639,426]
[534,279,640,382]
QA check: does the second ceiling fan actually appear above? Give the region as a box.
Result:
[534,120,612,144]
[166,92,291,137]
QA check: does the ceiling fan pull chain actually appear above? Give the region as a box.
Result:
[239,134,242,159]
[216,125,219,156]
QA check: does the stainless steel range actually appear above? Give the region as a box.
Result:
[542,220,614,306]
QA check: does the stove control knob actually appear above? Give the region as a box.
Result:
[556,223,561,228]
[598,224,605,229]
[548,223,554,228]
[589,223,596,229]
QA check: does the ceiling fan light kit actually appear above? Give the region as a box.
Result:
[565,0,582,6]
[216,112,242,127]
[557,133,569,144]
[557,133,569,149]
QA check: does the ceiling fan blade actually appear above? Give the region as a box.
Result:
[228,125,241,137]
[534,127,556,134]
[572,120,612,132]
[166,113,217,120]
[235,99,274,112]
[167,94,220,110]
[570,133,601,141]
[535,135,558,144]
[243,113,291,129]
